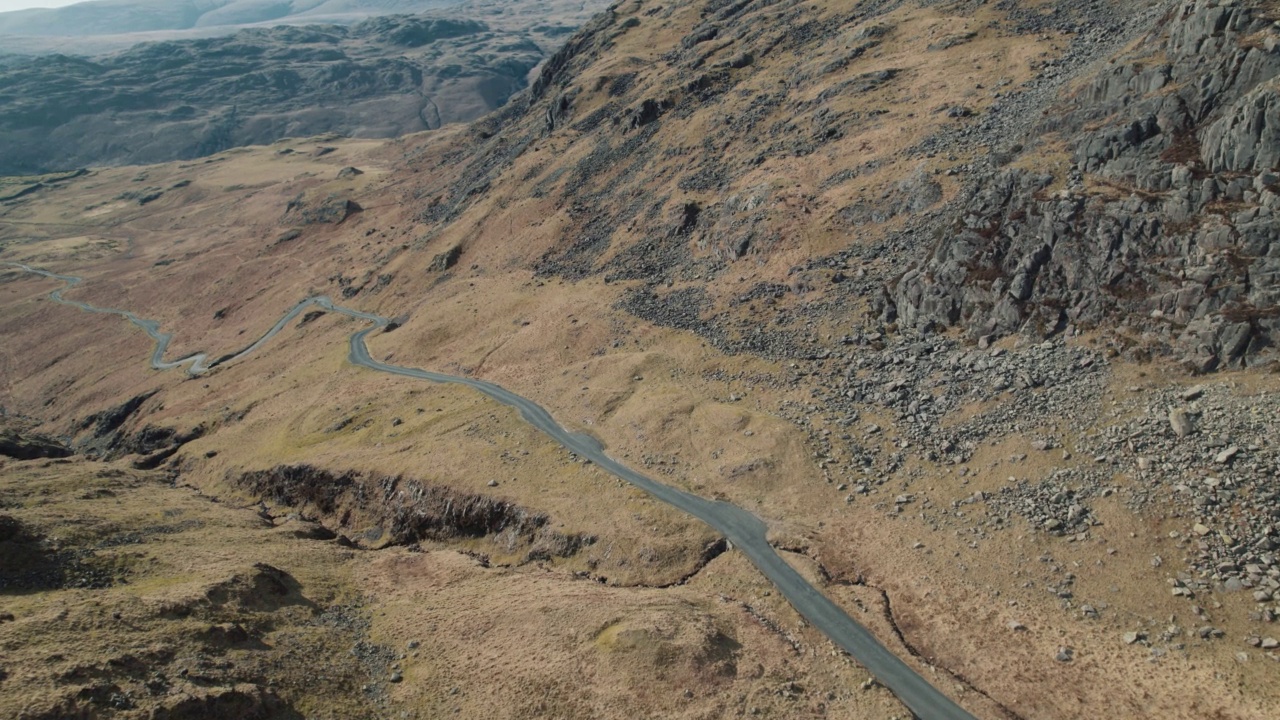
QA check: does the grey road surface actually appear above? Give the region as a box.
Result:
[4,262,981,720]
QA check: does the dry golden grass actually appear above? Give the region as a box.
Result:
[0,452,907,720]
[5,126,1278,719]
[4,1,1280,717]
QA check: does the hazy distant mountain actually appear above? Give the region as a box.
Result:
[0,0,606,174]
[0,0,461,37]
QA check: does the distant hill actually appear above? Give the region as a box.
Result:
[0,1,607,174]
[0,0,460,37]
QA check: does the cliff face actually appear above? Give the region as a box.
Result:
[891,1,1280,371]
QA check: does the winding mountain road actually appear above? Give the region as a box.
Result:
[4,261,981,720]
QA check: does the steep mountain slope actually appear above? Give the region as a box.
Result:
[378,0,1277,370]
[2,1,1279,718]
[0,2,607,174]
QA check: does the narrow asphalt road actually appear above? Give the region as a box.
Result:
[5,262,981,720]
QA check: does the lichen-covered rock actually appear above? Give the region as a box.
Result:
[891,0,1280,370]
[1201,86,1280,174]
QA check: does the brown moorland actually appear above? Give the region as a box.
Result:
[2,1,1279,718]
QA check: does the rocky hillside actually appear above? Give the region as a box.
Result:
[0,1,605,174]
[3,2,1280,718]
[891,1,1280,372]
[379,0,1277,373]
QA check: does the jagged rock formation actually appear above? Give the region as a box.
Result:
[891,1,1280,370]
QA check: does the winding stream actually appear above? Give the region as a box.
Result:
[4,261,979,720]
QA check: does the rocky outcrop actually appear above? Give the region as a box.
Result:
[430,243,463,271]
[69,390,208,468]
[891,0,1280,370]
[283,195,362,225]
[80,391,156,439]
[234,464,594,559]
[527,7,618,105]
[1202,85,1280,174]
[0,429,72,460]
